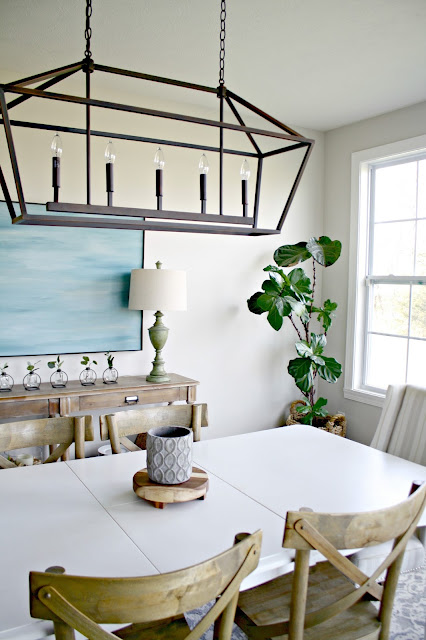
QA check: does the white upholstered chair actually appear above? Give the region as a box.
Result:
[350,384,426,575]
[370,384,426,465]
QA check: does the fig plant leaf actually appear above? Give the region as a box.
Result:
[273,242,311,267]
[306,236,342,267]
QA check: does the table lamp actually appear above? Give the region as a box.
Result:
[129,261,187,383]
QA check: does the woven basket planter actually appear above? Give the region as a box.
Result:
[286,400,347,437]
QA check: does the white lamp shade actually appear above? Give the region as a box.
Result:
[129,268,187,311]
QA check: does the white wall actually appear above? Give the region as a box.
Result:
[320,100,426,444]
[0,73,325,447]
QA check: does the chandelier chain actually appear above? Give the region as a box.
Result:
[219,0,226,85]
[84,0,93,60]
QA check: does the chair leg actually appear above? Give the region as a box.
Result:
[289,549,310,640]
[379,547,405,640]
[213,600,220,640]
[53,620,75,640]
[213,593,239,640]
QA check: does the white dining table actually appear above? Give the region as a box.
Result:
[1,425,425,640]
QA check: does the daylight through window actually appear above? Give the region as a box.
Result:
[345,136,426,405]
[365,155,426,390]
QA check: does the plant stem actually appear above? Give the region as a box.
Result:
[305,259,316,339]
[308,259,319,408]
[309,378,315,406]
[312,259,317,300]
[303,320,309,342]
[289,314,303,341]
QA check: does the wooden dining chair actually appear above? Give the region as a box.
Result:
[30,529,261,640]
[234,482,426,640]
[0,415,94,468]
[99,403,208,453]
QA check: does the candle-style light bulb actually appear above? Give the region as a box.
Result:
[240,158,250,217]
[154,147,165,170]
[154,147,165,209]
[199,154,209,214]
[240,158,250,181]
[51,133,63,203]
[51,133,63,158]
[105,140,116,164]
[105,140,116,206]
[199,154,209,175]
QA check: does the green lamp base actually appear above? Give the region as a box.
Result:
[146,311,171,383]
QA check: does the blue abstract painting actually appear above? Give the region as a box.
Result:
[0,202,143,355]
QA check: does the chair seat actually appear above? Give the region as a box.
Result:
[113,615,190,640]
[236,562,381,640]
[349,535,425,578]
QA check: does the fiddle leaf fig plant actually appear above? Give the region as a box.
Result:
[248,236,342,425]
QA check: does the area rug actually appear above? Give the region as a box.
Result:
[389,562,426,640]
[186,561,426,640]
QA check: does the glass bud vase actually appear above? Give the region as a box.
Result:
[23,372,41,390]
[50,368,68,388]
[103,367,118,384]
[80,367,96,386]
[0,371,14,391]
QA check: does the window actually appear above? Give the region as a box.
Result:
[345,135,426,406]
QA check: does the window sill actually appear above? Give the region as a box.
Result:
[343,387,385,408]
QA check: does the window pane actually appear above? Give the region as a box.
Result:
[374,162,417,222]
[407,339,426,385]
[365,334,407,389]
[372,221,415,275]
[411,285,426,338]
[418,160,426,219]
[371,284,409,336]
[415,220,426,275]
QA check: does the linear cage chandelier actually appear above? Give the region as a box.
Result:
[0,0,314,236]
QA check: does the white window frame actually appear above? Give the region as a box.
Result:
[345,134,426,407]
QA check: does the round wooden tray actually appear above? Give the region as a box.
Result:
[133,466,209,509]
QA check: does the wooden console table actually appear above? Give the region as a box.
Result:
[0,374,199,420]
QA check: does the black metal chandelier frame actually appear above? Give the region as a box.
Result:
[0,3,314,236]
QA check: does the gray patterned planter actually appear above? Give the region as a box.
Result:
[146,426,193,485]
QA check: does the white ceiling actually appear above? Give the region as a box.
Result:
[1,0,425,132]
